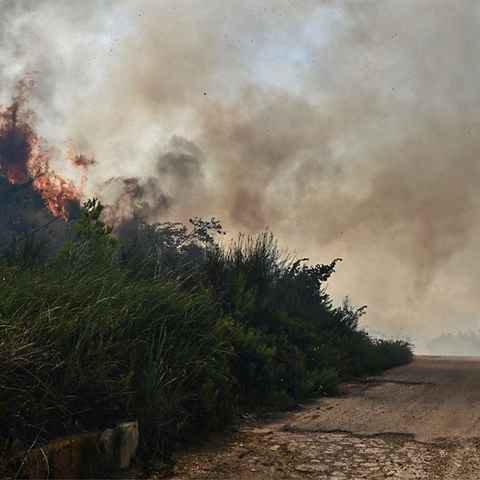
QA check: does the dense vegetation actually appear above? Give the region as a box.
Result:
[0,198,413,461]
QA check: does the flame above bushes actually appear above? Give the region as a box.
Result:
[0,76,95,219]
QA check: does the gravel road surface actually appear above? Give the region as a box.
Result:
[151,356,480,479]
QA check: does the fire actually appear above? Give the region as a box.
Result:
[0,76,94,220]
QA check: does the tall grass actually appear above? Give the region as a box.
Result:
[0,244,234,457]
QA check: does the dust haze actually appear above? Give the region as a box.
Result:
[1,0,479,352]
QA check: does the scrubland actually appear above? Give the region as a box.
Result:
[0,199,413,461]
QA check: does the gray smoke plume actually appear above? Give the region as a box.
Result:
[2,1,480,351]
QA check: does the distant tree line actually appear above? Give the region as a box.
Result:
[427,331,480,355]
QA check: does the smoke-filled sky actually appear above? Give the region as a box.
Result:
[2,0,480,352]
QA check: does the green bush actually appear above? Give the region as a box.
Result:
[204,230,413,411]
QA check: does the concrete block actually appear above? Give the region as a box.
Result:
[0,421,139,479]
[101,421,139,469]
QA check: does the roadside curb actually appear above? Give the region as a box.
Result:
[1,422,138,479]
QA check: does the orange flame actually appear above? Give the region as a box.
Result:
[0,75,95,220]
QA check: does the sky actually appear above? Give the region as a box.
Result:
[1,0,480,353]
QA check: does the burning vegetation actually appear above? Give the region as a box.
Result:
[0,76,171,238]
[0,76,93,220]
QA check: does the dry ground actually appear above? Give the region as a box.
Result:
[145,356,480,479]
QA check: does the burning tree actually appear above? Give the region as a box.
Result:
[0,75,95,221]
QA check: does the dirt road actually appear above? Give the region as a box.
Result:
[154,356,480,479]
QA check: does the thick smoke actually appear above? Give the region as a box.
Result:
[102,176,170,225]
[1,1,480,350]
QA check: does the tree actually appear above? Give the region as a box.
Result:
[125,217,225,272]
[60,198,119,263]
